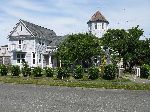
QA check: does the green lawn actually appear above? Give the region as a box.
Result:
[0,76,150,90]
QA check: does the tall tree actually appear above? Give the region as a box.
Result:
[101,26,144,71]
[56,33,104,68]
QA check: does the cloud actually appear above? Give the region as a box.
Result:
[0,0,150,45]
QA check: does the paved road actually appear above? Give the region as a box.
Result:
[0,83,150,112]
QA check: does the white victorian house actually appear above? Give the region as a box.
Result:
[8,19,62,68]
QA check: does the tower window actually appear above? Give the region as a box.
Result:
[95,23,97,29]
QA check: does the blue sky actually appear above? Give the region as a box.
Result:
[0,0,150,45]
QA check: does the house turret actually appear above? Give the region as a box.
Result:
[87,11,109,38]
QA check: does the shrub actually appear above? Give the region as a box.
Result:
[11,65,20,76]
[73,65,83,79]
[21,62,31,77]
[0,64,8,76]
[140,64,150,79]
[32,66,43,77]
[103,64,118,80]
[44,67,54,77]
[57,67,69,79]
[88,66,99,80]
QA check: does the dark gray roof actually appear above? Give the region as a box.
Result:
[1,45,8,47]
[20,19,57,40]
[49,35,68,46]
[9,19,67,47]
[9,19,57,41]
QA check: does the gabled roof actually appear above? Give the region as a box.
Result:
[9,19,57,40]
[87,11,109,24]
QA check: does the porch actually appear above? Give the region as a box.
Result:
[42,53,60,68]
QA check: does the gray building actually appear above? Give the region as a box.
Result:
[0,45,11,65]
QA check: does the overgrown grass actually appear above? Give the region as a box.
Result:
[0,76,150,90]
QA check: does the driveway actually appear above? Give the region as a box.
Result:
[0,83,150,112]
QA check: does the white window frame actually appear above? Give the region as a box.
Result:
[16,53,25,63]
[19,40,23,49]
[32,53,36,64]
[39,53,41,63]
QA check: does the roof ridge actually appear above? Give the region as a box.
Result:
[20,19,52,31]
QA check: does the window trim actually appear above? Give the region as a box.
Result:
[32,53,36,64]
[16,53,25,63]
[39,54,41,63]
[19,40,21,44]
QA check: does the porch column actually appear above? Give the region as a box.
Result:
[49,54,52,68]
[60,60,62,67]
[2,57,4,64]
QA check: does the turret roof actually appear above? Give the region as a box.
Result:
[87,11,109,24]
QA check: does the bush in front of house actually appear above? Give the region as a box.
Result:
[73,65,84,79]
[21,62,31,77]
[57,67,69,79]
[103,64,118,80]
[32,66,43,77]
[88,66,99,80]
[44,67,54,77]
[11,65,20,76]
[0,64,8,76]
[140,64,150,79]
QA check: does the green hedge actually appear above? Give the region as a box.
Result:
[103,64,118,80]
[57,67,69,79]
[0,64,8,76]
[88,66,99,80]
[32,66,43,77]
[21,62,31,77]
[140,64,150,79]
[11,65,20,76]
[73,65,84,79]
[44,67,54,77]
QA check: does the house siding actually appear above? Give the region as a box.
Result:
[9,19,60,68]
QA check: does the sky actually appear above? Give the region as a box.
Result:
[0,0,150,45]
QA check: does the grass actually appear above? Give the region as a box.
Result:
[0,76,150,90]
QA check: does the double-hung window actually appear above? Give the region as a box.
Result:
[17,53,25,63]
[19,40,23,49]
[33,53,35,64]
[39,54,41,63]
